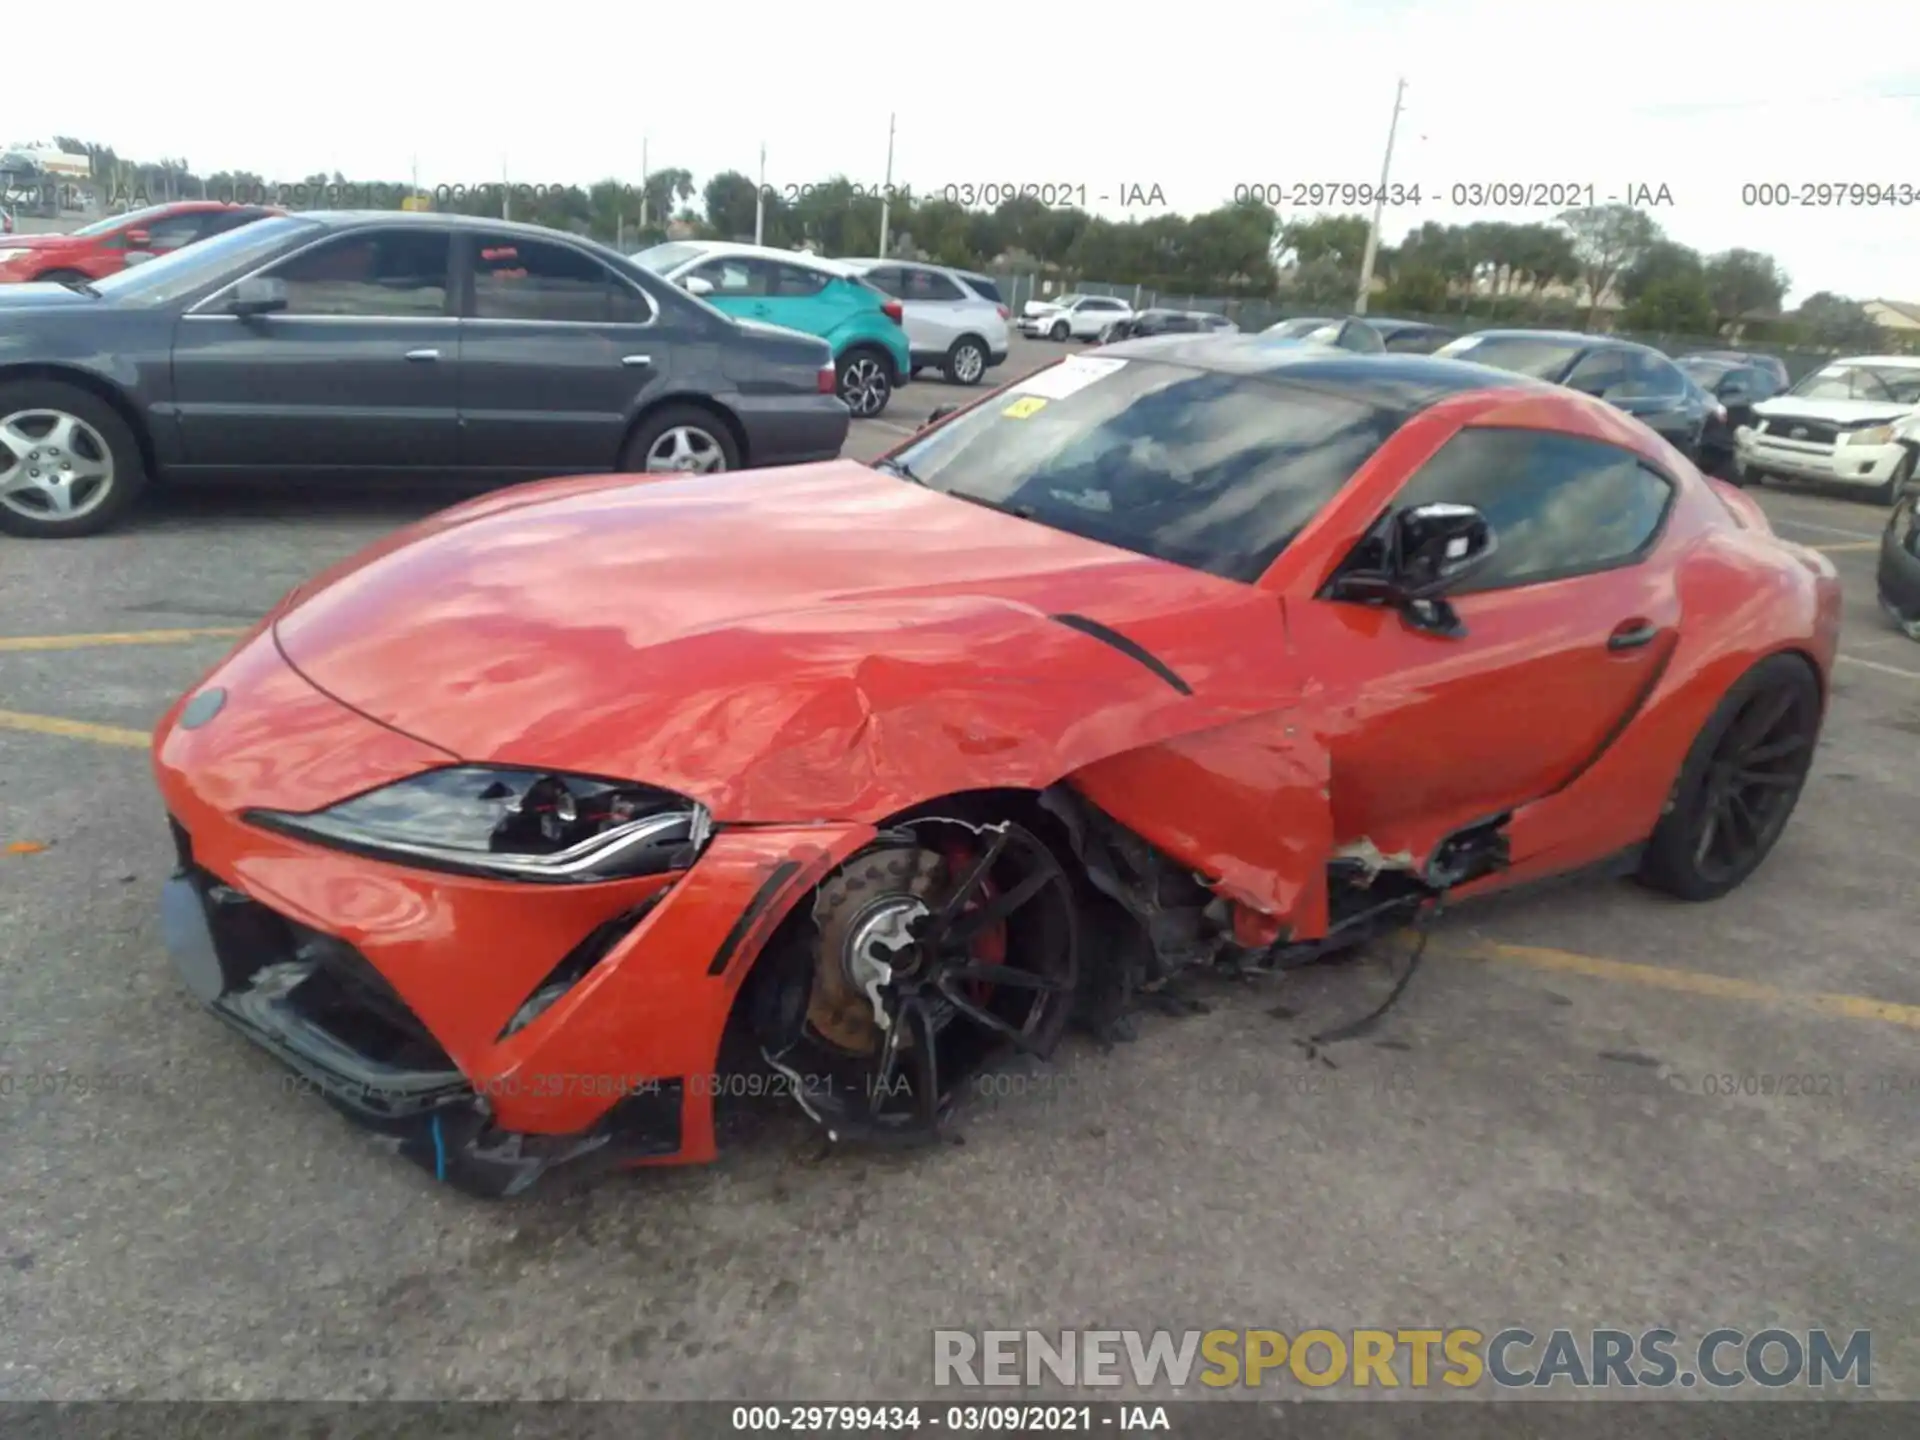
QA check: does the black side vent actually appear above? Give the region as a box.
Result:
[1048,613,1193,695]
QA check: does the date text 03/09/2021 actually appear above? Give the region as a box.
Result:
[730,1404,1170,1433]
[1232,180,1676,209]
[757,182,1169,210]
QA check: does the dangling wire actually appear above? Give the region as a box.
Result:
[1300,891,1447,1054]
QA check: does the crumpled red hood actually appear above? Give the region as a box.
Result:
[272,462,1278,818]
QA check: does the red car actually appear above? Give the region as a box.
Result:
[0,200,280,285]
[152,341,1842,1196]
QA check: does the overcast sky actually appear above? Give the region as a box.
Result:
[17,0,1917,303]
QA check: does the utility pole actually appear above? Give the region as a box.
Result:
[639,136,650,231]
[1353,77,1405,316]
[501,157,511,222]
[877,112,896,258]
[754,143,765,244]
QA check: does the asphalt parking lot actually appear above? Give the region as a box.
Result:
[3,334,1919,1403]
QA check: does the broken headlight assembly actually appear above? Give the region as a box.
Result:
[247,767,711,883]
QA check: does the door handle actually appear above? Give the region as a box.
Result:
[1607,619,1660,652]
[621,354,652,368]
[404,348,440,362]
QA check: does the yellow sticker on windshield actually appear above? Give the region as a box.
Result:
[1002,396,1049,419]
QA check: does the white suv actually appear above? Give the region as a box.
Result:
[1738,355,1920,502]
[838,259,1010,385]
[1019,293,1134,342]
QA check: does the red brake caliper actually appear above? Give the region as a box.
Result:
[942,840,1007,1005]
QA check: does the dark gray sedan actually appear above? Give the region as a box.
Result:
[0,211,850,537]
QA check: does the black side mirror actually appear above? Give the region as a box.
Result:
[1331,502,1497,636]
[228,276,288,318]
[1392,502,1497,598]
[922,404,960,430]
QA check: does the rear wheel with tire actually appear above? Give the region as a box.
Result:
[1637,654,1822,902]
[943,336,988,386]
[837,347,893,418]
[617,404,739,475]
[32,269,90,287]
[0,379,147,538]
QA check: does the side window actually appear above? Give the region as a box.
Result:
[689,258,765,296]
[959,273,1004,305]
[1388,429,1674,592]
[470,233,641,323]
[264,229,451,317]
[1384,327,1434,353]
[1563,348,1629,397]
[1614,351,1683,399]
[771,263,828,297]
[143,214,206,252]
[1742,367,1777,400]
[202,208,267,239]
[864,266,907,298]
[908,269,967,302]
[1339,321,1384,353]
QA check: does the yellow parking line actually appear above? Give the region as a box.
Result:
[1811,541,1881,553]
[0,709,150,749]
[0,627,246,653]
[1473,942,1920,1030]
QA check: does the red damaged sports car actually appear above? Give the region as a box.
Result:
[152,339,1842,1196]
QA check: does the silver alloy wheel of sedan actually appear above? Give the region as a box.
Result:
[644,425,728,473]
[839,357,890,417]
[0,408,116,522]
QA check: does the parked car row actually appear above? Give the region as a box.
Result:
[0,212,852,538]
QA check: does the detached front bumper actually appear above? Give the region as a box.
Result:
[152,633,872,1196]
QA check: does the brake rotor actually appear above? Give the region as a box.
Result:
[807,846,946,1055]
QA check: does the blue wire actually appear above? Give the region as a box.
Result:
[431,1113,447,1182]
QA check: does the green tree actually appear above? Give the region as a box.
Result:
[702,170,762,241]
[1792,293,1882,350]
[1619,239,1703,304]
[1622,275,1717,335]
[1703,248,1789,329]
[1556,204,1661,325]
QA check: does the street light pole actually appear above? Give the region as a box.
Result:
[1353,77,1406,316]
[639,136,650,230]
[754,143,765,245]
[878,112,896,258]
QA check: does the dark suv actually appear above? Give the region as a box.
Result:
[1677,352,1787,473]
[1436,329,1712,461]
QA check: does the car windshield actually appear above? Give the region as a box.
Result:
[90,216,320,306]
[1436,334,1583,380]
[879,356,1398,582]
[1267,317,1334,337]
[1786,363,1920,405]
[631,242,707,273]
[1048,294,1085,308]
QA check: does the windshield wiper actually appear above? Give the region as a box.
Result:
[56,277,102,297]
[872,457,927,486]
[948,488,1035,520]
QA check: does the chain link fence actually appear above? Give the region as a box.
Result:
[988,271,1853,382]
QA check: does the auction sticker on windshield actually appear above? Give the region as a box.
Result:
[1002,396,1050,419]
[1012,355,1129,400]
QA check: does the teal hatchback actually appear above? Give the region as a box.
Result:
[635,242,911,418]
